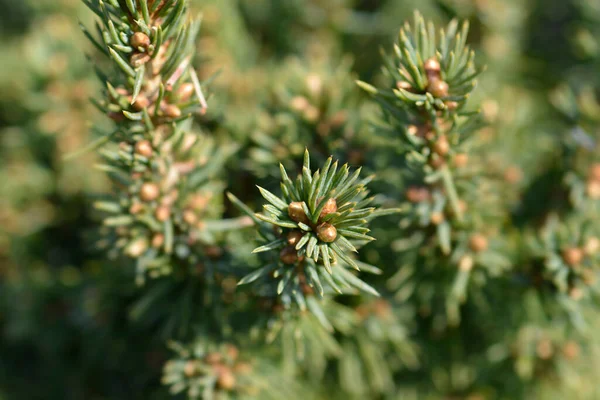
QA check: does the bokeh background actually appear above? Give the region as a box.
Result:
[1,0,599,398]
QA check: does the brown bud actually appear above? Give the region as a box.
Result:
[129,202,143,214]
[205,352,222,365]
[445,101,459,110]
[562,341,580,360]
[316,223,337,243]
[183,361,197,377]
[306,74,323,95]
[432,135,450,156]
[469,234,488,253]
[430,212,444,225]
[290,96,309,112]
[163,104,182,118]
[132,95,150,111]
[427,79,449,98]
[319,198,338,219]
[183,209,198,225]
[428,155,446,170]
[151,233,164,248]
[584,237,600,255]
[279,246,299,265]
[155,205,170,222]
[562,247,584,267]
[303,105,320,122]
[504,166,523,184]
[587,181,600,199]
[177,83,195,101]
[287,231,304,246]
[288,202,310,225]
[140,182,160,202]
[570,286,584,300]
[217,368,236,391]
[590,163,600,182]
[453,153,469,168]
[134,140,153,157]
[423,58,441,75]
[225,344,239,361]
[536,339,554,360]
[406,186,430,203]
[459,255,474,272]
[130,32,150,49]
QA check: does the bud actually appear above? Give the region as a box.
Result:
[319,198,338,219]
[126,238,148,257]
[225,344,239,361]
[183,361,197,377]
[132,94,150,111]
[155,205,170,221]
[459,255,474,272]
[428,155,446,170]
[164,104,182,118]
[562,341,580,360]
[129,202,143,214]
[177,83,195,101]
[587,180,600,199]
[183,209,198,225]
[432,135,450,156]
[140,182,160,202]
[287,230,304,246]
[217,368,236,391]
[303,105,320,123]
[279,246,299,265]
[569,286,584,300]
[316,223,337,243]
[454,153,469,168]
[406,186,430,203]
[423,58,441,75]
[430,212,444,225]
[584,237,600,255]
[130,32,150,49]
[469,234,489,253]
[427,79,449,98]
[205,352,222,365]
[445,101,459,110]
[590,163,600,182]
[504,166,523,184]
[536,339,554,360]
[288,202,310,225]
[290,96,309,112]
[306,74,323,95]
[562,247,584,267]
[134,140,153,157]
[151,233,165,248]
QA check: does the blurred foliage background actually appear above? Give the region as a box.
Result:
[1,0,599,399]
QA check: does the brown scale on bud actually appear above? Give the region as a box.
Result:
[163,104,182,119]
[130,32,150,49]
[288,202,310,225]
[131,94,150,111]
[453,153,469,168]
[562,247,584,267]
[316,223,337,243]
[407,124,434,140]
[287,230,304,246]
[406,186,430,203]
[430,212,445,225]
[319,198,338,220]
[140,182,160,202]
[432,135,450,156]
[469,233,488,253]
[280,246,299,265]
[155,205,170,222]
[134,140,153,157]
[427,79,449,98]
[176,83,195,101]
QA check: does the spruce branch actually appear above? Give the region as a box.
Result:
[80,0,237,280]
